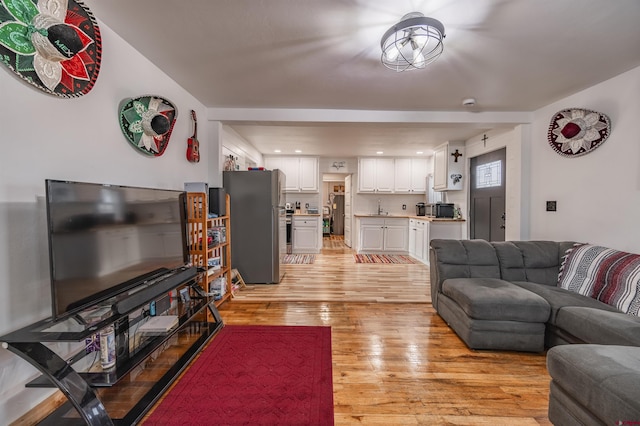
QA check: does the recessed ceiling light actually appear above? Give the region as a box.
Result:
[416,151,424,154]
[274,149,281,153]
[295,150,302,153]
[376,151,384,155]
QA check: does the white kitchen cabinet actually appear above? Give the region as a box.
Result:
[433,142,464,191]
[394,158,428,193]
[409,219,417,257]
[281,157,300,191]
[264,156,318,192]
[358,158,394,193]
[409,219,429,264]
[292,216,319,253]
[263,156,279,170]
[360,219,385,251]
[415,220,426,261]
[298,157,319,192]
[359,217,408,253]
[385,221,408,251]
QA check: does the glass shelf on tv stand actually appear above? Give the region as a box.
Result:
[0,278,224,425]
[2,279,211,341]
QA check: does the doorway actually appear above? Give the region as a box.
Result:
[322,173,352,247]
[469,148,506,241]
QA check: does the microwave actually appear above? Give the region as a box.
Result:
[427,203,455,218]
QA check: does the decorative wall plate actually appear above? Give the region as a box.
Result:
[0,0,102,97]
[547,108,611,157]
[119,95,178,157]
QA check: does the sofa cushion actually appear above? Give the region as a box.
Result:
[430,239,501,282]
[547,345,640,424]
[492,241,576,285]
[555,307,640,346]
[510,281,620,324]
[441,278,550,322]
[558,244,640,315]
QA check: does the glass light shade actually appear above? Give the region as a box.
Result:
[381,13,445,72]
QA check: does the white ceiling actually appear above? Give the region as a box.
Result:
[84,0,640,158]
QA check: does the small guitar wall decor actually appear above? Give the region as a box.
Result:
[187,110,200,163]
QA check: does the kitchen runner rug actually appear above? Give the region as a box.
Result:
[282,254,316,264]
[143,325,334,426]
[354,254,419,264]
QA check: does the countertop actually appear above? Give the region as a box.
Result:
[292,212,321,217]
[354,214,465,222]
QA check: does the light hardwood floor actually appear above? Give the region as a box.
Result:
[219,236,553,425]
[232,236,430,303]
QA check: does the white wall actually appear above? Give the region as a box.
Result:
[0,22,212,423]
[528,66,640,252]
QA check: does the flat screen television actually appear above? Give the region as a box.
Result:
[45,179,190,320]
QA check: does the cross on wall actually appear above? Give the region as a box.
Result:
[451,149,463,162]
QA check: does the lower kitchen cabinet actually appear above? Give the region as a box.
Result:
[292,216,320,253]
[358,217,408,253]
[409,219,428,262]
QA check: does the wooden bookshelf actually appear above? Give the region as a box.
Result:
[186,192,232,308]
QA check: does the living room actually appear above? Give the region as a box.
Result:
[1,1,640,424]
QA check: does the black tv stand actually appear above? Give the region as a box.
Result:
[114,266,198,314]
[0,272,223,425]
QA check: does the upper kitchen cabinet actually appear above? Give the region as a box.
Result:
[358,158,394,193]
[264,156,319,192]
[433,141,464,191]
[298,157,319,192]
[394,158,429,193]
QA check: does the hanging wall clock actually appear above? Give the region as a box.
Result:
[0,0,102,98]
[547,108,611,157]
[119,95,178,157]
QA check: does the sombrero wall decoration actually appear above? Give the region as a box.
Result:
[0,0,102,98]
[547,108,611,157]
[119,95,178,157]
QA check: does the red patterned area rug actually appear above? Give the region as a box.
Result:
[143,325,334,425]
[354,254,418,264]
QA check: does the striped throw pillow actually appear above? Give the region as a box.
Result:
[558,244,640,316]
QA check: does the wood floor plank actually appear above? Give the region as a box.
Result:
[218,235,553,425]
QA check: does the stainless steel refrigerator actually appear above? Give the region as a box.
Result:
[331,194,344,235]
[223,170,286,284]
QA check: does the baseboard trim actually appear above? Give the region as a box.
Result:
[9,390,66,426]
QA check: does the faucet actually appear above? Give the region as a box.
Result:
[377,199,383,215]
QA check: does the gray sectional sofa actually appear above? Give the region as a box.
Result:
[429,239,640,425]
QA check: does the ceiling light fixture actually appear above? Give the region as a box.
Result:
[462,98,476,107]
[381,12,445,72]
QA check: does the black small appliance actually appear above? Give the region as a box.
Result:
[209,187,227,216]
[428,203,455,218]
[416,202,426,216]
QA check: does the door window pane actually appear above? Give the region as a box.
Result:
[476,160,501,188]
